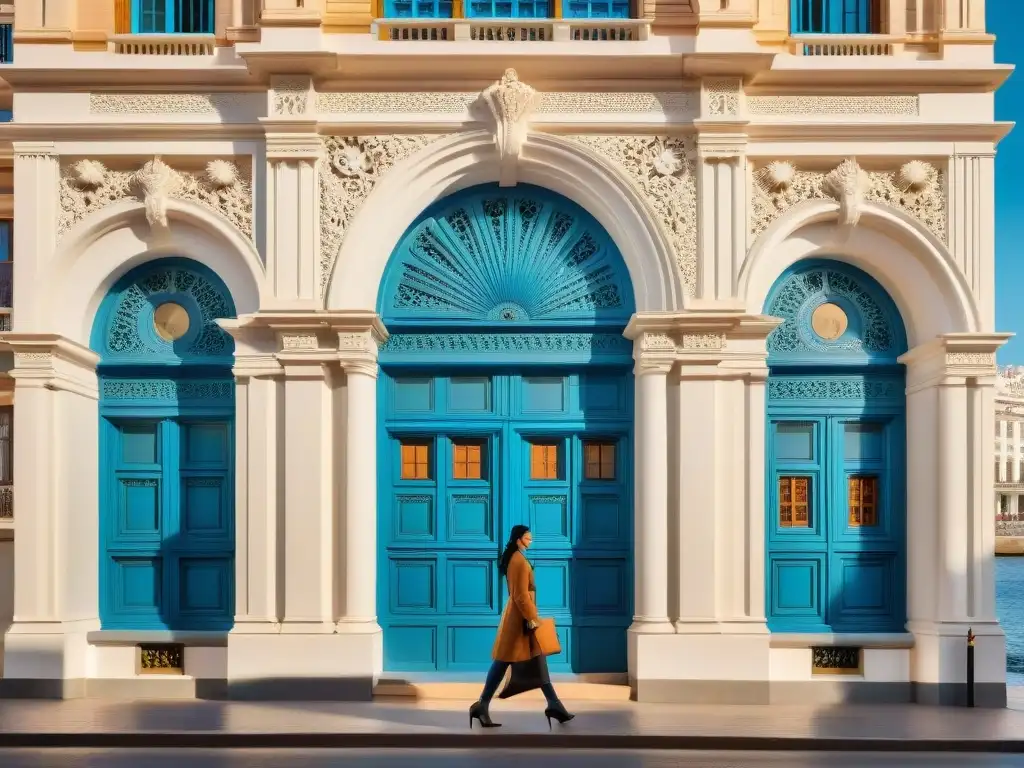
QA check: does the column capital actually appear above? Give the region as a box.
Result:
[232,353,283,380]
[695,133,749,161]
[4,333,99,398]
[12,142,58,159]
[900,332,1012,391]
[263,127,323,161]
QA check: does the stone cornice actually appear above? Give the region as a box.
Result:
[2,333,100,398]
[900,332,1013,391]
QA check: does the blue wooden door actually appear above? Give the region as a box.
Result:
[767,412,905,633]
[380,370,633,674]
[101,416,233,630]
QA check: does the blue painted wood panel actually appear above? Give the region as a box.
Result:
[379,371,633,673]
[101,417,234,630]
[764,260,907,635]
[94,258,236,632]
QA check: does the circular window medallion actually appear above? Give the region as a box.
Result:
[811,303,848,341]
[152,302,191,342]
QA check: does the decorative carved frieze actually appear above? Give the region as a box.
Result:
[639,332,676,351]
[88,93,249,115]
[480,69,542,187]
[573,135,698,295]
[279,333,319,351]
[680,333,726,350]
[272,76,314,117]
[746,95,918,117]
[337,331,382,354]
[701,79,741,118]
[319,135,450,296]
[947,351,996,367]
[752,157,946,241]
[59,156,253,240]
[315,91,696,117]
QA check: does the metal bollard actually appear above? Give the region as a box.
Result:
[967,627,976,708]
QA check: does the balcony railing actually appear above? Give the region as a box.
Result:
[789,33,902,56]
[110,33,216,55]
[376,18,649,42]
[0,24,10,63]
[0,485,10,520]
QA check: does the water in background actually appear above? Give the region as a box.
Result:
[997,556,1024,685]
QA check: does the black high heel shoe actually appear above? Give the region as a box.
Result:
[544,701,575,730]
[469,699,501,728]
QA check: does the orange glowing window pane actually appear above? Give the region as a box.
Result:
[779,476,811,528]
[584,442,616,480]
[453,441,484,480]
[530,443,559,480]
[400,442,430,480]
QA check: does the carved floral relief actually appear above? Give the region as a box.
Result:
[752,157,946,242]
[572,135,699,296]
[318,135,451,296]
[59,156,254,240]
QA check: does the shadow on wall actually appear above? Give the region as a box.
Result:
[0,534,11,677]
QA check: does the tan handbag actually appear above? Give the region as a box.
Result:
[531,617,561,657]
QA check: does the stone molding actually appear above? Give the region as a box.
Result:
[4,334,100,399]
[900,333,1012,392]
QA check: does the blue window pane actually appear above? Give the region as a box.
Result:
[0,222,11,262]
[134,0,214,33]
[0,24,11,64]
[564,0,625,18]
[0,111,11,123]
[386,0,454,16]
[791,0,871,34]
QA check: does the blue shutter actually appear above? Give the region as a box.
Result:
[792,0,871,34]
[133,0,214,32]
[564,0,630,18]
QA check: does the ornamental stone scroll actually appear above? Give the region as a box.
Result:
[479,69,542,188]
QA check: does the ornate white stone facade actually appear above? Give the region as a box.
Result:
[0,0,1011,708]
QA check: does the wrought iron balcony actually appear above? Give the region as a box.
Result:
[0,485,11,521]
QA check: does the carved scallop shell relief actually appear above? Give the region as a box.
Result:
[752,158,946,242]
[58,157,254,240]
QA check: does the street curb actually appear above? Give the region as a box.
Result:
[1,733,1023,752]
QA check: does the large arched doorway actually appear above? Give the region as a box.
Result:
[377,183,636,674]
[92,258,237,631]
[764,259,908,633]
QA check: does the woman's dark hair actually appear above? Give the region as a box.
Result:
[498,525,531,577]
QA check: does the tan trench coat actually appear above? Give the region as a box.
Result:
[492,550,542,663]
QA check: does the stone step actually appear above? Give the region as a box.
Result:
[373,680,632,701]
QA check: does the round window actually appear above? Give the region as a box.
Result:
[810,302,848,341]
[152,302,191,342]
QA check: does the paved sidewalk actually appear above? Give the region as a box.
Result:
[2,695,1024,752]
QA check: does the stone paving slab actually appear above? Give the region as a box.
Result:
[2,697,1024,752]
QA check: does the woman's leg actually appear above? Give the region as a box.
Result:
[479,660,511,703]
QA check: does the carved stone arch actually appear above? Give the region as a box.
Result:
[325,131,685,315]
[739,199,980,347]
[43,199,266,349]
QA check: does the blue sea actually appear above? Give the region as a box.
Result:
[997,556,1024,685]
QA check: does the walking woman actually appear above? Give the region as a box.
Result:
[469,524,575,729]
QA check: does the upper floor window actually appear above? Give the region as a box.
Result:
[384,0,629,18]
[791,0,876,34]
[0,24,11,64]
[133,0,215,33]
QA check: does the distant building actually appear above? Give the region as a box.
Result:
[996,367,1024,521]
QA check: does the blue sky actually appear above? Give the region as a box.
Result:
[994,0,1024,361]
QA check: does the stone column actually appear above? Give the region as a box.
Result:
[264,106,323,311]
[218,321,284,632]
[2,335,100,698]
[901,335,1010,707]
[12,144,59,333]
[630,331,674,634]
[336,327,386,635]
[695,133,748,304]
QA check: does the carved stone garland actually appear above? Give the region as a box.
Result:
[58,157,253,240]
[318,134,451,296]
[572,135,699,296]
[752,157,946,242]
